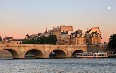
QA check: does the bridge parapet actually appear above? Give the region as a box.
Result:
[0,44,87,47]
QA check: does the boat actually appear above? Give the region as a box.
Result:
[73,52,108,58]
[94,53,108,58]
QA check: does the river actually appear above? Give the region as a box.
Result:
[0,58,116,73]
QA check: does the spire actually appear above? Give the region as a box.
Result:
[46,26,47,32]
[45,26,47,33]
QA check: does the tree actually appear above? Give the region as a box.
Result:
[108,34,116,52]
[47,34,57,44]
[37,35,57,44]
[22,34,57,44]
[0,36,2,42]
[39,36,47,44]
[22,39,32,44]
[26,34,30,38]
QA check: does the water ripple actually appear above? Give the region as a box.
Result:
[0,58,116,73]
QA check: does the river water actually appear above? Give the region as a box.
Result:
[0,58,116,73]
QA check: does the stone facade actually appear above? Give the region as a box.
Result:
[58,34,70,45]
[71,30,86,45]
[85,27,102,45]
[87,44,108,53]
[49,25,73,45]
[60,25,73,32]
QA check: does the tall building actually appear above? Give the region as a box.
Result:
[48,26,102,45]
[49,25,73,44]
[85,27,102,45]
[70,29,86,45]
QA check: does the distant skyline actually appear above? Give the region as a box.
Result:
[0,0,116,43]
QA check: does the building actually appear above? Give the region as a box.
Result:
[3,37,13,43]
[50,25,73,45]
[58,31,71,45]
[60,25,73,32]
[21,26,102,45]
[43,26,102,45]
[71,30,86,45]
[85,27,102,45]
[9,39,23,44]
[2,37,23,44]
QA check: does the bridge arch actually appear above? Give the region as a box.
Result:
[24,49,44,59]
[49,49,67,58]
[72,50,83,57]
[4,49,19,59]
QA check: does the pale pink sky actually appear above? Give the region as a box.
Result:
[0,0,116,43]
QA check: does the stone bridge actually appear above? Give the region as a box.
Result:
[0,44,87,59]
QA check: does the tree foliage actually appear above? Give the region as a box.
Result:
[46,35,57,44]
[108,34,116,51]
[22,34,57,44]
[22,39,31,44]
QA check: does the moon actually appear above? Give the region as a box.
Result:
[108,6,111,10]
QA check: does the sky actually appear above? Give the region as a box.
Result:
[0,0,116,43]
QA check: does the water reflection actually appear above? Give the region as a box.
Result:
[0,58,116,73]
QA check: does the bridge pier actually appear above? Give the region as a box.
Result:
[43,51,51,58]
[16,52,25,59]
[16,48,26,59]
[66,51,73,58]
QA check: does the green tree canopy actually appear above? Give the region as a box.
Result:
[108,34,116,51]
[22,34,57,44]
[22,39,33,44]
[47,35,57,44]
[39,36,47,44]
